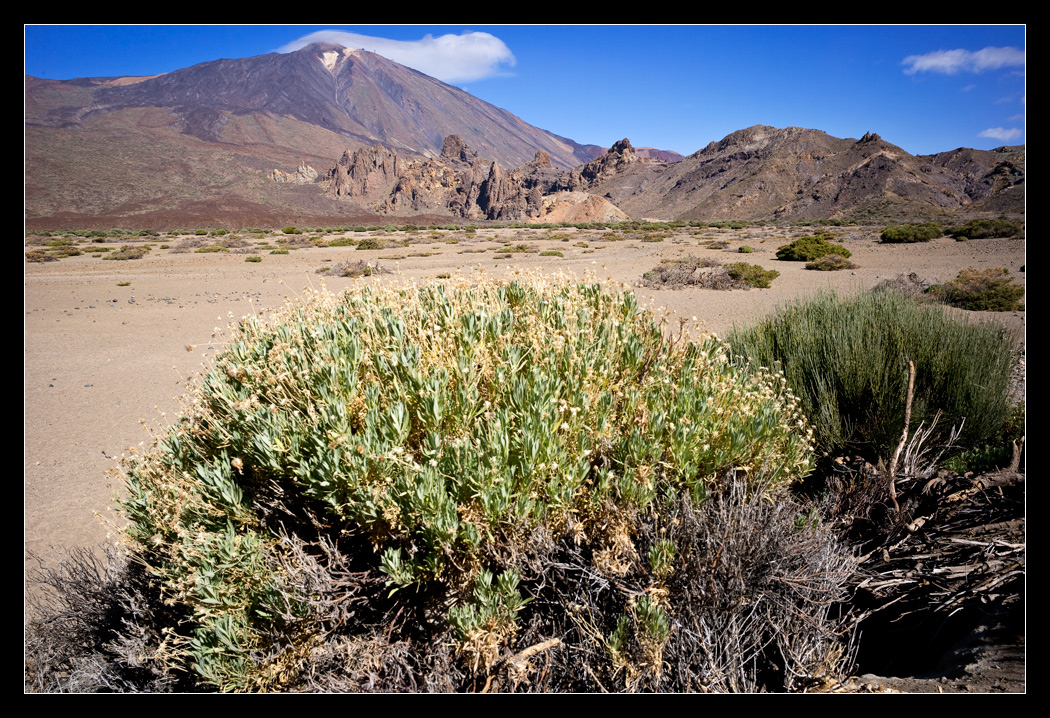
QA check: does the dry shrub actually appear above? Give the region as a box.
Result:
[514,476,856,692]
[25,547,191,693]
[642,258,776,290]
[318,260,391,278]
[806,255,857,271]
[928,267,1025,312]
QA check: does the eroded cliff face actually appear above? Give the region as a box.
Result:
[318,135,625,222]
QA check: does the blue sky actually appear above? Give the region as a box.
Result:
[24,25,1025,157]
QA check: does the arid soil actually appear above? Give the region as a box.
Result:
[24,225,1025,691]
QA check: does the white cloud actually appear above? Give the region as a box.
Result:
[902,46,1025,75]
[278,30,516,83]
[978,127,1023,142]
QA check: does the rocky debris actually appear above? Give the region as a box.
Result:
[269,161,319,185]
[833,466,1026,692]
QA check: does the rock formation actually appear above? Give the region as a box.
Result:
[317,135,625,223]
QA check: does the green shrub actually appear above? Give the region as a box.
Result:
[355,237,386,250]
[116,277,817,690]
[540,250,564,257]
[805,255,857,271]
[880,222,942,243]
[282,226,299,235]
[927,267,1025,311]
[726,290,1017,464]
[738,245,754,253]
[103,246,149,261]
[244,256,262,263]
[725,262,779,288]
[775,235,851,262]
[945,218,1022,240]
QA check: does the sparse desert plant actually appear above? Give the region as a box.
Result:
[775,235,851,262]
[725,262,780,288]
[945,218,1023,240]
[354,237,386,250]
[540,250,564,257]
[77,275,826,691]
[927,267,1025,311]
[103,246,149,261]
[880,222,942,243]
[244,256,262,263]
[738,245,754,253]
[805,255,857,271]
[726,290,1017,464]
[25,250,57,263]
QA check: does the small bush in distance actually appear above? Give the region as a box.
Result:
[725,262,779,288]
[775,235,851,262]
[805,255,857,271]
[726,290,1017,464]
[880,222,942,243]
[927,267,1025,311]
[946,218,1023,240]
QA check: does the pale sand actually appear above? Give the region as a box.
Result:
[24,228,1025,564]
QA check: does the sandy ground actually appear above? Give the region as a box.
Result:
[24,225,1025,596]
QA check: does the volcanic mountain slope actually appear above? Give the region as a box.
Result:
[25,43,602,226]
[587,125,1025,221]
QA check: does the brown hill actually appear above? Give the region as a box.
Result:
[586,126,1024,222]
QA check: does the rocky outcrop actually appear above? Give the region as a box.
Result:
[269,161,319,184]
[319,136,630,222]
[323,145,403,199]
[555,138,641,192]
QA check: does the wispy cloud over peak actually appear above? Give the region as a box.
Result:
[902,46,1025,75]
[278,29,516,83]
[978,127,1024,142]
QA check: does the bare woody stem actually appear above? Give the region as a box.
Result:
[887,360,915,512]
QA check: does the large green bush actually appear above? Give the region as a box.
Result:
[775,235,851,262]
[726,290,1017,464]
[880,222,942,243]
[113,275,825,690]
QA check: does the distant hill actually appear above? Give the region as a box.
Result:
[584,125,1024,222]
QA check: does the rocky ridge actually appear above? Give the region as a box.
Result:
[319,134,629,222]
